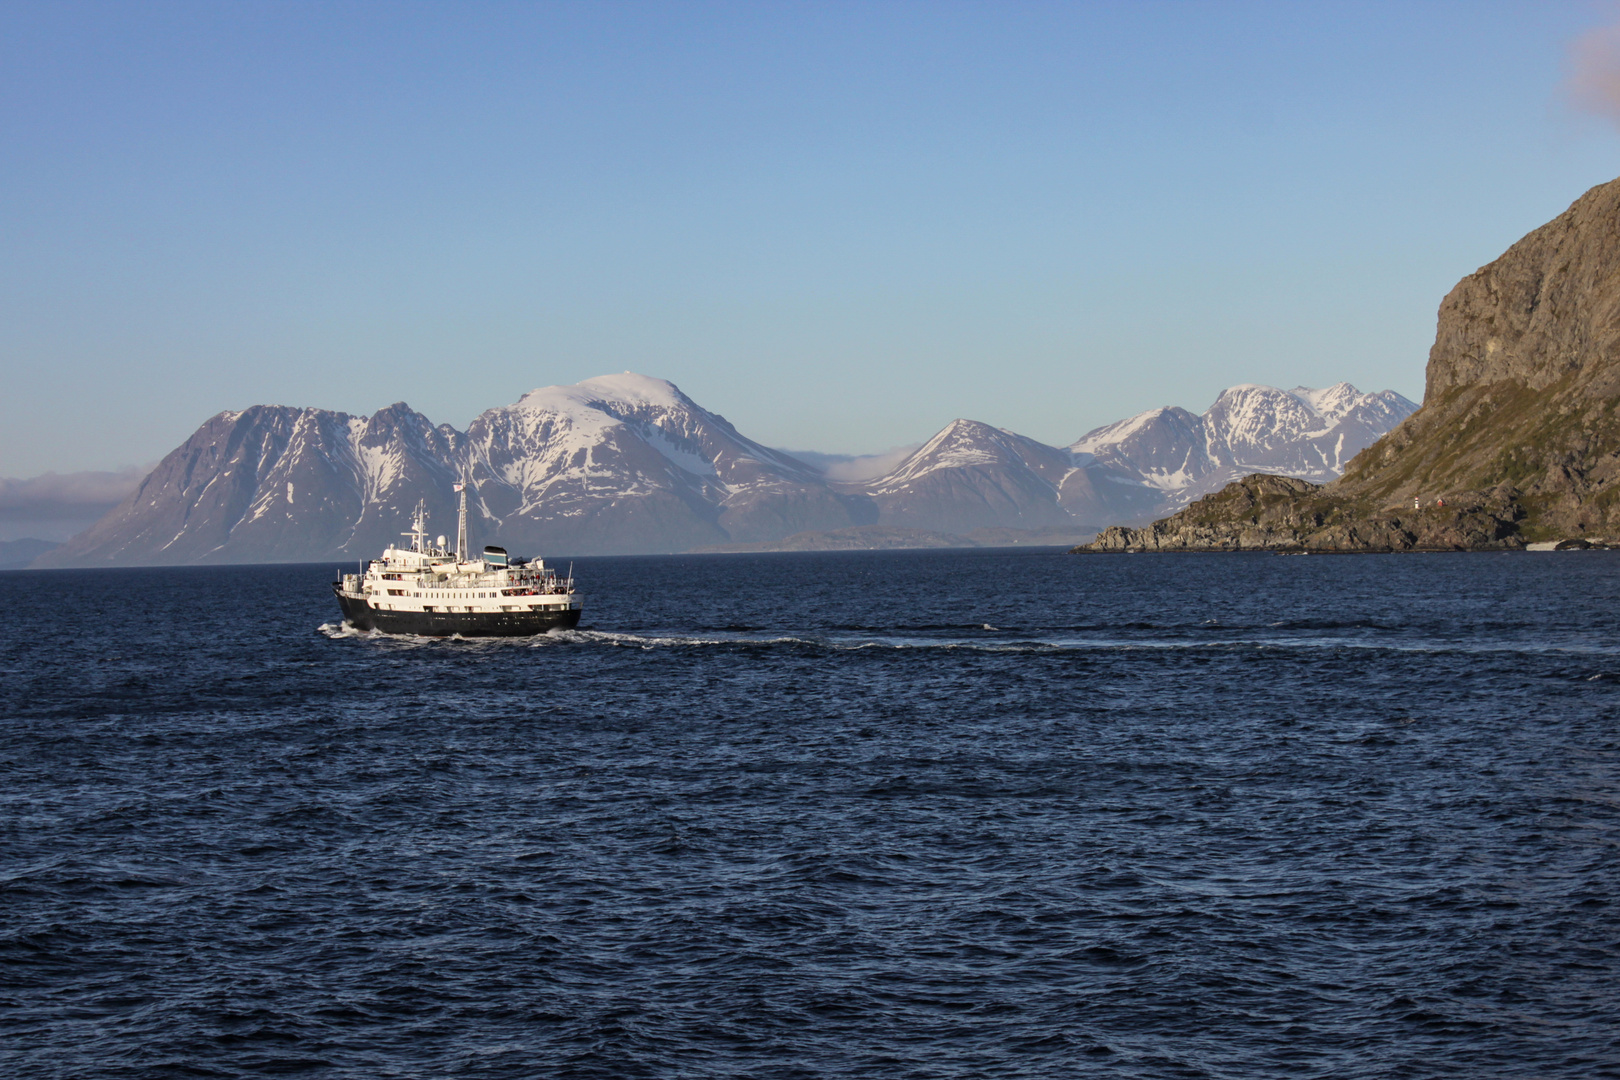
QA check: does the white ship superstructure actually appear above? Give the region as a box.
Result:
[333,484,582,636]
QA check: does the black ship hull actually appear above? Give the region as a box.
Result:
[334,587,581,638]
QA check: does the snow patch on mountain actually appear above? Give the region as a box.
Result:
[1289,381,1360,420]
[512,372,689,415]
[1069,407,1180,454]
[642,426,719,478]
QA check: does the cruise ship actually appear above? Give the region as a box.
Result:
[332,484,582,637]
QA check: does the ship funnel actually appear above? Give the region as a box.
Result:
[483,545,508,568]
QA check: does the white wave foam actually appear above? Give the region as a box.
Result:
[315,621,436,645]
[536,628,805,649]
[319,621,1620,659]
[536,628,683,648]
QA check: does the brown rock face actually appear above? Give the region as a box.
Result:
[1084,475,1524,552]
[1080,176,1620,552]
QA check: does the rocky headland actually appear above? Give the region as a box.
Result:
[1080,176,1620,553]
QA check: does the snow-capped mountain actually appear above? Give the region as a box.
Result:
[46,402,464,565]
[41,375,871,565]
[854,420,1080,533]
[35,375,1416,565]
[851,419,1159,535]
[1071,383,1417,514]
[460,374,869,553]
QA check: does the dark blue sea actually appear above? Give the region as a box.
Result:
[2,549,1618,1079]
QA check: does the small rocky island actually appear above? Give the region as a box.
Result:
[1077,175,1620,553]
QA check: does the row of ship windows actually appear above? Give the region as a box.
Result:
[384,589,502,598]
[382,605,540,612]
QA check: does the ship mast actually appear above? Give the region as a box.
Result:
[454,479,469,562]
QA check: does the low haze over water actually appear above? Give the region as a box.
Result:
[2,551,1618,1077]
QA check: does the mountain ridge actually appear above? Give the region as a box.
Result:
[33,374,1412,566]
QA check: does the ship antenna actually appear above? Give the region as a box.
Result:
[404,499,428,553]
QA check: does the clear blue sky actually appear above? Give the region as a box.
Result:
[4,0,1620,476]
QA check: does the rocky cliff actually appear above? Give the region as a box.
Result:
[1081,176,1620,553]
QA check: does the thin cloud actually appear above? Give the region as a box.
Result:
[0,467,147,541]
[0,467,146,511]
[782,446,921,482]
[1566,18,1620,124]
[822,446,921,482]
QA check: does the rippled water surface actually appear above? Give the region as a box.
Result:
[3,550,1619,1078]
